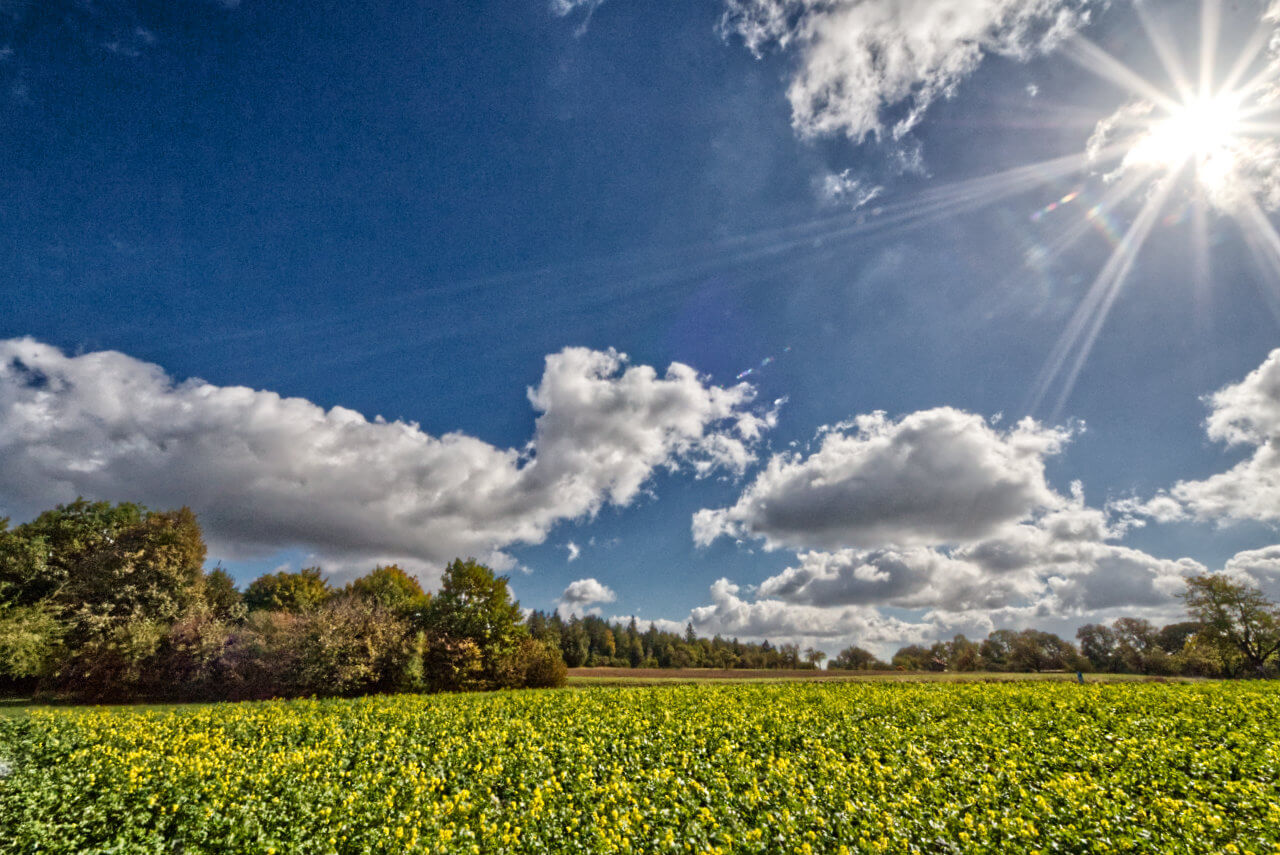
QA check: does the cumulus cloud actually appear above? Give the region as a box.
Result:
[1222,544,1280,599]
[694,408,1073,551]
[557,577,617,617]
[565,541,581,562]
[691,404,1202,646]
[688,577,933,642]
[0,338,768,578]
[719,0,1096,141]
[1159,349,1280,524]
[749,507,1198,623]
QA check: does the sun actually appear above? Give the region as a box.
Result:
[1125,93,1244,189]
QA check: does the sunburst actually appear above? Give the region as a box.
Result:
[1027,0,1280,417]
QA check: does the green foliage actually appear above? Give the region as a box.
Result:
[423,558,523,647]
[0,498,145,607]
[3,683,1280,853]
[63,507,208,636]
[203,568,246,622]
[243,567,333,614]
[290,598,413,697]
[828,645,887,670]
[0,603,65,681]
[1183,574,1280,675]
[492,638,568,689]
[344,564,430,617]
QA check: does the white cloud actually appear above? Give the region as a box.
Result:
[719,0,1095,142]
[1163,349,1280,524]
[688,577,933,644]
[1222,544,1280,599]
[557,577,617,617]
[608,615,689,636]
[0,338,768,578]
[694,407,1073,551]
[819,169,883,208]
[690,403,1203,649]
[549,0,608,36]
[565,541,581,562]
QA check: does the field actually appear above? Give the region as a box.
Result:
[1,682,1278,854]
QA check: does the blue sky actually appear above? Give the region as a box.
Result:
[5,0,1280,652]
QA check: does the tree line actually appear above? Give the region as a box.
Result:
[3,499,1277,701]
[0,500,564,700]
[524,611,830,670]
[833,574,1279,678]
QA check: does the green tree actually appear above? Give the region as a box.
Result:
[0,499,145,607]
[1076,623,1118,672]
[244,567,333,613]
[829,645,886,670]
[203,567,246,622]
[424,559,523,647]
[345,565,430,616]
[421,558,525,688]
[62,506,208,634]
[0,603,65,683]
[803,647,827,669]
[1182,574,1280,676]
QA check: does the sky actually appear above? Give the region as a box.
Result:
[5,0,1280,655]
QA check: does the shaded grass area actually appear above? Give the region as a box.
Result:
[0,670,1190,716]
[566,667,1182,687]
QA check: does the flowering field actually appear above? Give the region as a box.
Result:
[1,682,1278,854]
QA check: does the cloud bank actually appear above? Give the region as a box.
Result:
[0,338,769,576]
[690,404,1204,648]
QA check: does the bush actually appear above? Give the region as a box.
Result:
[494,638,568,689]
[421,635,486,693]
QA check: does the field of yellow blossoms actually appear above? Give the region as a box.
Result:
[2,681,1278,853]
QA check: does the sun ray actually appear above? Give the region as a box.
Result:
[1028,177,1176,417]
[1217,20,1274,96]
[1133,0,1195,102]
[1063,36,1182,113]
[1190,187,1212,332]
[1199,0,1221,101]
[1050,179,1177,418]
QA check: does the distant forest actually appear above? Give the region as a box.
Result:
[2,500,1276,701]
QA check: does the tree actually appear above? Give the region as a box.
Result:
[244,567,333,613]
[891,644,932,671]
[1077,623,1118,672]
[425,559,523,646]
[829,645,886,670]
[0,603,65,686]
[803,647,827,669]
[0,499,145,607]
[1008,629,1075,673]
[1157,621,1201,654]
[421,558,525,688]
[345,565,431,617]
[203,568,246,622]
[1182,574,1280,676]
[62,506,208,634]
